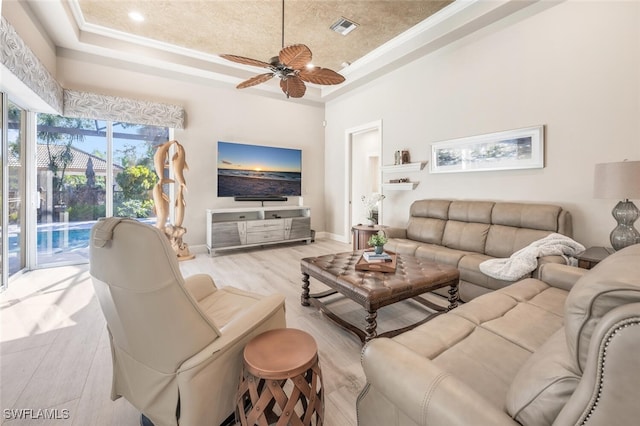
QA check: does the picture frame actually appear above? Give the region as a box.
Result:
[430,125,544,173]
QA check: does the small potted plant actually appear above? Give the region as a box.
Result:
[367,233,388,254]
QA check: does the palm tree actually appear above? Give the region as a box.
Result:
[37,114,92,204]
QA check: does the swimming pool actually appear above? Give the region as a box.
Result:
[8,218,155,265]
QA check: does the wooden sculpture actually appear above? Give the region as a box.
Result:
[152,140,194,261]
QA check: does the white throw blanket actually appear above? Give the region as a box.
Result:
[479,233,585,281]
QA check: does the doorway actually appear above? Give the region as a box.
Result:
[345,120,382,241]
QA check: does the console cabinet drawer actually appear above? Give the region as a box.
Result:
[246,229,285,244]
[246,219,284,232]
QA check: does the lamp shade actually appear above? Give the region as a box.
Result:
[593,160,640,200]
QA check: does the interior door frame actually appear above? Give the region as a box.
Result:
[344,119,383,243]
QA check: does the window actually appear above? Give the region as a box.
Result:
[35,114,169,267]
[112,121,169,221]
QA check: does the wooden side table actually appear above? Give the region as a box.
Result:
[577,246,614,269]
[351,225,386,250]
[236,328,324,426]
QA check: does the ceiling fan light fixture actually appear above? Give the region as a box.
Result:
[330,17,358,36]
[219,0,346,98]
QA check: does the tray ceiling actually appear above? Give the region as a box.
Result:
[21,0,541,102]
[76,1,454,72]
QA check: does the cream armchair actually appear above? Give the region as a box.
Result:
[89,218,286,426]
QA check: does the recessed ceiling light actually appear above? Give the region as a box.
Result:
[330,17,358,36]
[128,11,145,22]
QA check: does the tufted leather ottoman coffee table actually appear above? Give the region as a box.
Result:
[300,251,460,343]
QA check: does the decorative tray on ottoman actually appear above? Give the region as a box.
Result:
[355,250,397,273]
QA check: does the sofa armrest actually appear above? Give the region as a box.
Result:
[183,274,217,302]
[554,303,640,426]
[537,263,587,292]
[382,227,407,239]
[360,338,517,426]
[537,254,568,268]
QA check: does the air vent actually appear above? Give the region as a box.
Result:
[330,17,358,36]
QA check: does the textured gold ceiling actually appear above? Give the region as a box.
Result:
[77,1,453,71]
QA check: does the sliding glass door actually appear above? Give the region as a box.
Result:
[35,115,108,266]
[34,116,169,268]
[5,99,27,278]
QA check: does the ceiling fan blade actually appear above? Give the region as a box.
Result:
[280,76,306,98]
[220,54,271,69]
[279,44,312,70]
[237,73,275,89]
[298,67,346,85]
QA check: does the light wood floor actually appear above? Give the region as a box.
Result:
[1,239,436,425]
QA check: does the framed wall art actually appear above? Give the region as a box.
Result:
[430,125,544,173]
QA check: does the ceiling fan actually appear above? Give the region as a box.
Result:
[220,0,345,98]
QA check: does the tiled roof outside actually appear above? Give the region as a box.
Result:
[8,144,124,173]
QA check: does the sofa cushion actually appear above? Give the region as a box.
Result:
[453,280,566,352]
[407,217,446,244]
[448,200,494,224]
[491,203,563,232]
[414,243,468,265]
[394,309,532,410]
[458,254,520,292]
[506,329,580,426]
[485,225,553,259]
[384,238,421,256]
[442,221,490,253]
[410,199,451,219]
[564,244,640,371]
[393,278,567,410]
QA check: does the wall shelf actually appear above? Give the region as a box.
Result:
[381,161,427,174]
[382,182,419,191]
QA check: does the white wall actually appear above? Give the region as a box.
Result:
[55,55,325,249]
[325,0,640,247]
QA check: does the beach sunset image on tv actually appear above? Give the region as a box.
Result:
[217,141,302,197]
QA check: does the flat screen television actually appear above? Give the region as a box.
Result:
[217,141,302,199]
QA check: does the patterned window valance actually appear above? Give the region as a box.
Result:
[63,90,185,129]
[2,17,185,129]
[1,17,64,113]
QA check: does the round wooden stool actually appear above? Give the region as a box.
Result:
[236,328,324,426]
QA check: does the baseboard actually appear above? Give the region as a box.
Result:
[189,244,209,254]
[322,232,350,244]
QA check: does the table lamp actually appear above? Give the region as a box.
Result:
[593,160,640,251]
